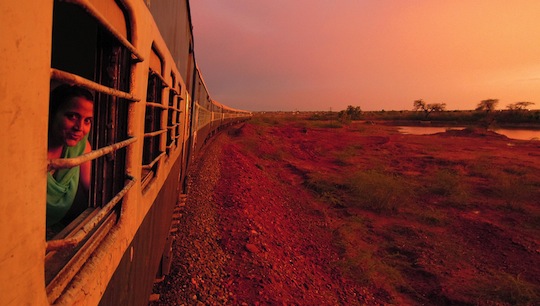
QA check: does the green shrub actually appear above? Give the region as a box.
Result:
[495,172,537,211]
[311,121,343,129]
[427,169,470,207]
[303,173,345,207]
[346,170,412,213]
[468,271,540,305]
[332,145,363,166]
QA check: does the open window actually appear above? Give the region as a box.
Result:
[142,47,167,189]
[175,83,183,148]
[46,0,139,302]
[166,73,182,156]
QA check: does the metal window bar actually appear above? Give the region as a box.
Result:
[141,152,166,170]
[46,176,136,251]
[167,122,181,142]
[168,95,175,108]
[65,0,144,62]
[167,123,181,130]
[144,129,167,138]
[48,137,137,171]
[146,102,167,109]
[149,69,170,88]
[51,69,139,102]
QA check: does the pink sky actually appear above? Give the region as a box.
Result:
[189,0,540,111]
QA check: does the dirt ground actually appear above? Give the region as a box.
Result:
[151,117,540,305]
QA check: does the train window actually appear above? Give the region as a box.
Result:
[142,47,167,189]
[166,73,182,155]
[197,101,212,130]
[46,0,139,302]
[175,84,183,148]
[166,73,178,155]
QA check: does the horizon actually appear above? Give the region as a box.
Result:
[250,107,540,113]
[190,1,540,112]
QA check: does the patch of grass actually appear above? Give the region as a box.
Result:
[410,206,447,226]
[345,170,413,213]
[240,132,290,161]
[467,158,539,212]
[240,138,262,154]
[303,173,345,207]
[309,121,344,129]
[241,138,288,161]
[305,168,413,214]
[468,157,496,179]
[349,125,367,133]
[526,213,540,230]
[260,148,287,161]
[249,115,281,127]
[426,169,470,208]
[494,172,538,211]
[502,165,529,176]
[333,221,406,298]
[332,145,363,166]
[341,251,406,291]
[467,271,540,305]
[427,169,459,196]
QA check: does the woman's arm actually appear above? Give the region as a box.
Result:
[80,139,92,191]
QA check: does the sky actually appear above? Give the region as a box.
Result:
[189,0,540,112]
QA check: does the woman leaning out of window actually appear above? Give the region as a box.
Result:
[46,85,93,231]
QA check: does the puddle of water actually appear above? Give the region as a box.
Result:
[397,126,540,141]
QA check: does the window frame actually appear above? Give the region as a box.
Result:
[45,0,140,302]
[141,56,168,190]
[166,72,182,156]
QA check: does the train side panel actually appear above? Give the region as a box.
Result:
[0,1,53,305]
[99,158,181,305]
[148,0,193,87]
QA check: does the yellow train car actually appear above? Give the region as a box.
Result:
[0,0,251,305]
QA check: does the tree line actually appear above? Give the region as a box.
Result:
[413,99,536,119]
[326,99,539,126]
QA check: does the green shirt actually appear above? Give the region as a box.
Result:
[46,136,87,226]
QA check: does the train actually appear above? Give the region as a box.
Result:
[0,0,251,305]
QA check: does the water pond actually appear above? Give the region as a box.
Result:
[397,126,540,141]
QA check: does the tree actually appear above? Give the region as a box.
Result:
[428,103,446,112]
[412,99,446,119]
[475,99,499,128]
[413,99,426,112]
[338,105,362,121]
[506,101,535,111]
[475,99,499,112]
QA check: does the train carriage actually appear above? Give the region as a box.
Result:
[0,0,251,305]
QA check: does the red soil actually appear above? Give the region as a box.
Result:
[151,118,540,305]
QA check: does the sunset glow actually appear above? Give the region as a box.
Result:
[190,0,540,111]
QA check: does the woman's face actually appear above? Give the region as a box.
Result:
[51,96,94,147]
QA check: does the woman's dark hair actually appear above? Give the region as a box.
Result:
[49,84,94,125]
